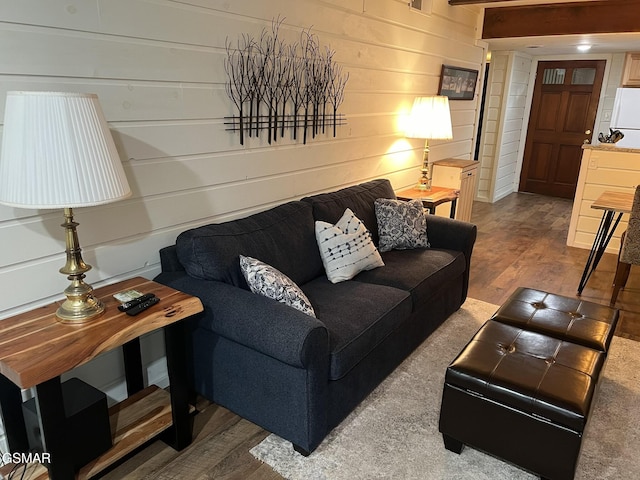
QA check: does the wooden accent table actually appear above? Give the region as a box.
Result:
[0,277,203,480]
[396,186,459,218]
[431,159,478,222]
[577,191,635,295]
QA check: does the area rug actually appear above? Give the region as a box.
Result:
[250,298,640,480]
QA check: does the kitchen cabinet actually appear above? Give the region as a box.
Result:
[431,159,478,222]
[622,52,640,87]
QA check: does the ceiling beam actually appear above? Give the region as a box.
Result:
[482,0,640,39]
[449,0,534,4]
[449,0,597,4]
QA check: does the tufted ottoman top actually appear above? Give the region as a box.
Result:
[446,320,605,432]
[490,287,618,352]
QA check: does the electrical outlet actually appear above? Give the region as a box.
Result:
[604,111,611,121]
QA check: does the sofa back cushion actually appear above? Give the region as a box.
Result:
[301,179,396,245]
[176,201,323,288]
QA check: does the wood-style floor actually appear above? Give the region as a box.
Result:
[102,192,640,480]
[467,192,640,340]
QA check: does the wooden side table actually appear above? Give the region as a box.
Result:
[396,185,459,218]
[431,159,478,222]
[0,277,203,480]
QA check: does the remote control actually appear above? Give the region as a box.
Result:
[118,293,156,312]
[125,296,160,316]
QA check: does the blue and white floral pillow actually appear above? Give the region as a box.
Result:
[374,198,429,253]
[239,255,316,317]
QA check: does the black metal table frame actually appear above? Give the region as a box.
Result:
[577,209,623,295]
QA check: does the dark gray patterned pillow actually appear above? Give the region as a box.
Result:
[239,255,316,317]
[374,198,429,253]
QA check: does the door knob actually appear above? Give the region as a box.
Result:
[585,130,591,135]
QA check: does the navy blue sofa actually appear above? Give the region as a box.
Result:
[154,179,477,455]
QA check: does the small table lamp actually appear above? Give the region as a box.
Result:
[405,96,453,191]
[0,91,131,323]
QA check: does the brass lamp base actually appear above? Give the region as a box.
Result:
[415,174,432,192]
[56,208,106,324]
[415,140,432,191]
[56,277,105,323]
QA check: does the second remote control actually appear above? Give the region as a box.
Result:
[118,293,156,312]
[126,296,160,316]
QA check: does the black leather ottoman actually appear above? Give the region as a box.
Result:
[439,320,607,480]
[491,287,619,352]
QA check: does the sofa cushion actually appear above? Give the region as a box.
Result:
[302,277,412,380]
[315,208,384,283]
[355,248,466,311]
[240,255,316,317]
[176,201,323,288]
[375,198,429,252]
[301,179,396,245]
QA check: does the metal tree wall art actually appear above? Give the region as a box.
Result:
[224,18,349,145]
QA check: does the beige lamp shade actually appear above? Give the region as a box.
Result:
[405,95,453,140]
[0,91,131,209]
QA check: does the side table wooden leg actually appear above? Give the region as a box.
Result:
[0,374,29,453]
[35,377,75,480]
[163,321,192,450]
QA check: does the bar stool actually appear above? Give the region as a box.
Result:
[611,185,640,305]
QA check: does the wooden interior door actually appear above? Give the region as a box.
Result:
[519,60,605,199]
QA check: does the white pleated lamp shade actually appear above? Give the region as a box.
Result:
[0,91,131,209]
[405,95,453,140]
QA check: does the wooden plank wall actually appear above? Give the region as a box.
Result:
[477,51,532,203]
[477,51,508,202]
[0,0,483,318]
[596,53,626,141]
[495,52,532,201]
[0,0,484,446]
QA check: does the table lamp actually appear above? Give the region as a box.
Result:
[405,96,453,191]
[0,91,131,323]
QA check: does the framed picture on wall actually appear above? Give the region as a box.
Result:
[438,65,479,100]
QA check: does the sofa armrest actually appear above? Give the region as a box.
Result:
[154,272,329,369]
[425,216,477,302]
[426,215,477,255]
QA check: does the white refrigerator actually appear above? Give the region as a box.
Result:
[610,88,640,148]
